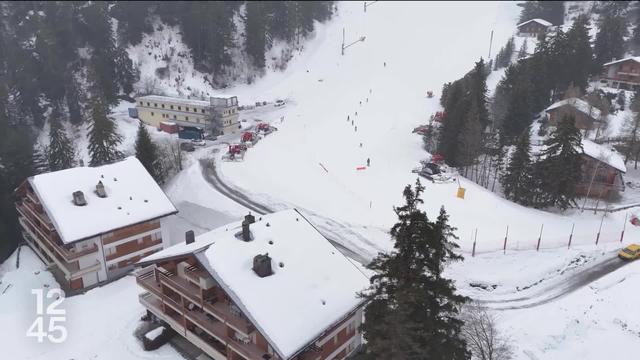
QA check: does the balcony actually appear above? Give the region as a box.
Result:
[204,301,254,336]
[16,206,98,260]
[136,269,162,297]
[157,270,204,306]
[140,291,266,360]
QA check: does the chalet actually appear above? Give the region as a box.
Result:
[135,210,369,360]
[577,139,626,199]
[516,18,552,37]
[600,56,640,91]
[14,157,177,291]
[545,98,603,131]
[136,95,241,135]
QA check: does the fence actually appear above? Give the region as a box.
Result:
[461,213,631,257]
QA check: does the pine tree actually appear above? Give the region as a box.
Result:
[517,39,528,59]
[563,14,592,91]
[245,1,268,70]
[87,96,123,167]
[135,120,163,183]
[501,128,535,205]
[359,182,470,360]
[47,106,76,171]
[593,13,627,70]
[537,115,583,209]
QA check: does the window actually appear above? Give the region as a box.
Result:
[178,106,182,110]
[170,105,174,109]
[154,103,158,107]
[161,104,165,108]
[151,232,161,241]
[139,101,143,105]
[194,108,198,113]
[185,107,189,112]
[186,116,189,121]
[137,238,144,245]
[108,264,117,271]
[201,109,205,114]
[146,102,150,106]
[151,112,154,116]
[105,247,115,257]
[173,115,177,120]
[347,321,355,333]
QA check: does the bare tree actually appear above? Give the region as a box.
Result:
[139,76,159,96]
[160,138,183,174]
[461,302,514,360]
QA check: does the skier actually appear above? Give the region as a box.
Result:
[360,143,363,148]
[359,101,362,106]
[352,120,354,126]
[367,158,371,167]
[366,98,368,103]
[355,126,358,132]
[355,111,358,116]
[383,62,386,67]
[347,115,350,121]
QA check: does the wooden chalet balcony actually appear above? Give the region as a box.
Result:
[156,268,254,335]
[16,204,98,261]
[139,291,266,360]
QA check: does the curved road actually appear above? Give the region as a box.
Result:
[199,158,371,264]
[199,157,632,310]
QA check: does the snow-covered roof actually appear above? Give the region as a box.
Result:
[140,209,369,359]
[581,139,626,173]
[136,94,211,108]
[517,18,553,28]
[545,98,602,120]
[29,157,177,244]
[602,56,640,67]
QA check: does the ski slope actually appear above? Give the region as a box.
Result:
[218,1,637,253]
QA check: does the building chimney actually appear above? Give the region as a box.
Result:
[253,253,273,278]
[96,181,107,198]
[185,230,195,245]
[245,212,256,224]
[72,191,87,206]
[241,220,252,242]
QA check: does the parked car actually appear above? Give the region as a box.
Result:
[180,142,195,152]
[274,99,286,107]
[618,244,640,260]
[191,139,206,146]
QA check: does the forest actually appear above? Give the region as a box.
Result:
[0,1,334,262]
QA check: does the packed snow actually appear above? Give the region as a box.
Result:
[30,157,177,244]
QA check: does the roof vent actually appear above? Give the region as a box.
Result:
[96,181,107,198]
[185,230,195,245]
[72,191,87,206]
[253,253,273,278]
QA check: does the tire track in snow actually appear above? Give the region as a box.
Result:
[199,159,373,264]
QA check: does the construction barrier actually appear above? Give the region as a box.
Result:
[456,187,466,199]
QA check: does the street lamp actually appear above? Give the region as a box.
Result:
[364,1,379,12]
[341,28,366,55]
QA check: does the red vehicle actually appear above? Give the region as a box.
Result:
[432,111,446,122]
[241,131,255,143]
[430,154,444,164]
[223,144,247,161]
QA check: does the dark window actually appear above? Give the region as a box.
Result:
[161,104,165,108]
[173,115,177,120]
[146,102,150,106]
[186,116,189,121]
[139,101,143,105]
[154,103,158,107]
[201,109,205,114]
[186,107,189,112]
[170,105,174,109]
[178,106,182,110]
[151,112,154,116]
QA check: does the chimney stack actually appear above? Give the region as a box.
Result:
[253,253,273,278]
[185,230,195,244]
[241,220,252,242]
[245,212,255,224]
[72,191,87,206]
[96,181,107,198]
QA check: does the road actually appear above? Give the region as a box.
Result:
[479,254,630,310]
[199,158,373,264]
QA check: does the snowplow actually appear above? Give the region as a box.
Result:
[241,131,259,147]
[222,144,247,161]
[411,157,456,183]
[256,122,276,135]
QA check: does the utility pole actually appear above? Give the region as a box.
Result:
[341,28,366,56]
[581,160,602,212]
[364,1,379,13]
[488,30,494,59]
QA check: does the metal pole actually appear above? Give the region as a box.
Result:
[568,223,574,249]
[342,28,345,55]
[581,160,601,212]
[596,212,605,245]
[488,30,494,59]
[503,225,509,254]
[536,224,544,251]
[364,1,366,12]
[621,212,628,242]
[472,228,478,257]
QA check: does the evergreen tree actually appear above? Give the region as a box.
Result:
[134,121,163,183]
[47,106,76,171]
[501,128,535,205]
[87,96,123,167]
[518,1,565,25]
[537,115,583,209]
[563,14,592,91]
[593,13,627,70]
[359,182,469,360]
[245,1,269,70]
[517,39,528,59]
